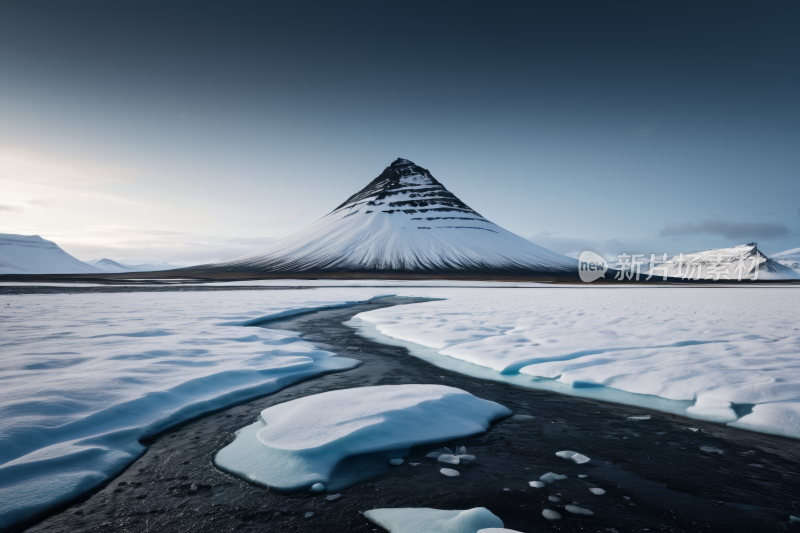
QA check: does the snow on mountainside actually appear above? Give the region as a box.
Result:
[0,234,105,275]
[771,247,800,273]
[212,158,577,274]
[644,243,800,281]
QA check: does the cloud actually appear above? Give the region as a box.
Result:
[226,236,279,246]
[0,204,25,213]
[659,219,790,240]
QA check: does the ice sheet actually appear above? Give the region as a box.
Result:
[363,507,504,533]
[355,286,800,439]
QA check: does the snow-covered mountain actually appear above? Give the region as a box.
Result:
[85,258,189,272]
[771,247,800,273]
[211,158,578,275]
[0,234,105,275]
[644,243,800,281]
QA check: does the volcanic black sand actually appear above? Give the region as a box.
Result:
[18,296,800,533]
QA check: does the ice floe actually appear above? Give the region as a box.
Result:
[441,468,460,477]
[540,472,568,483]
[555,450,590,464]
[542,509,561,520]
[214,384,509,491]
[363,507,504,533]
[565,504,594,515]
[589,488,606,495]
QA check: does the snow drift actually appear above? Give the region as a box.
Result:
[0,233,104,275]
[214,384,511,491]
[644,243,800,281]
[210,158,577,275]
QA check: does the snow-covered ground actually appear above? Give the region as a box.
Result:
[2,284,799,528]
[215,385,510,491]
[0,288,399,529]
[354,286,800,439]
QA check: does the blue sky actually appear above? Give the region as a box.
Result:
[1,1,798,264]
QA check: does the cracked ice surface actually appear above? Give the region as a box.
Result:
[355,287,800,439]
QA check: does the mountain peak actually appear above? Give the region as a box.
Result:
[213,159,578,274]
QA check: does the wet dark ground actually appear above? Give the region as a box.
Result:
[21,297,800,533]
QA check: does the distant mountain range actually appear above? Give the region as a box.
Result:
[84,258,192,272]
[0,233,190,275]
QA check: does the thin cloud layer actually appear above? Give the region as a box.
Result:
[659,219,790,240]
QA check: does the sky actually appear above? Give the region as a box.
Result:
[1,0,798,264]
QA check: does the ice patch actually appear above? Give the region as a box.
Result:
[589,488,605,495]
[389,458,404,466]
[555,450,590,464]
[627,415,651,421]
[529,481,545,488]
[700,446,724,454]
[542,509,561,520]
[565,504,594,515]
[441,468,460,477]
[214,385,509,491]
[363,507,503,533]
[540,472,568,483]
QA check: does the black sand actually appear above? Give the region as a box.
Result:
[17,297,800,533]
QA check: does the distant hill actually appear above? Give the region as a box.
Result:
[0,234,105,275]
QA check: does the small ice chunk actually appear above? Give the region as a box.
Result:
[589,488,605,495]
[790,515,800,524]
[539,472,568,483]
[325,493,341,501]
[409,463,420,466]
[438,454,460,465]
[510,414,536,421]
[365,507,503,532]
[478,529,524,533]
[548,495,561,502]
[623,496,631,500]
[457,446,467,455]
[304,512,314,518]
[700,446,724,454]
[440,468,460,477]
[310,483,325,492]
[542,509,561,520]
[389,458,404,466]
[565,505,594,515]
[627,415,651,421]
[578,475,588,479]
[189,483,198,491]
[426,447,454,459]
[456,454,476,465]
[555,450,590,464]
[503,488,510,491]
[436,447,454,454]
[688,428,699,432]
[529,481,545,488]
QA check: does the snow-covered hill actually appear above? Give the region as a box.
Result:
[212,158,577,274]
[85,259,188,272]
[0,234,105,275]
[771,247,800,273]
[644,243,800,281]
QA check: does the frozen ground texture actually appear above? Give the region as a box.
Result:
[215,385,510,491]
[363,507,504,533]
[0,233,104,275]
[212,159,576,274]
[0,289,413,529]
[356,287,800,439]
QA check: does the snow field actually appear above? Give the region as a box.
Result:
[354,287,800,439]
[214,385,511,491]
